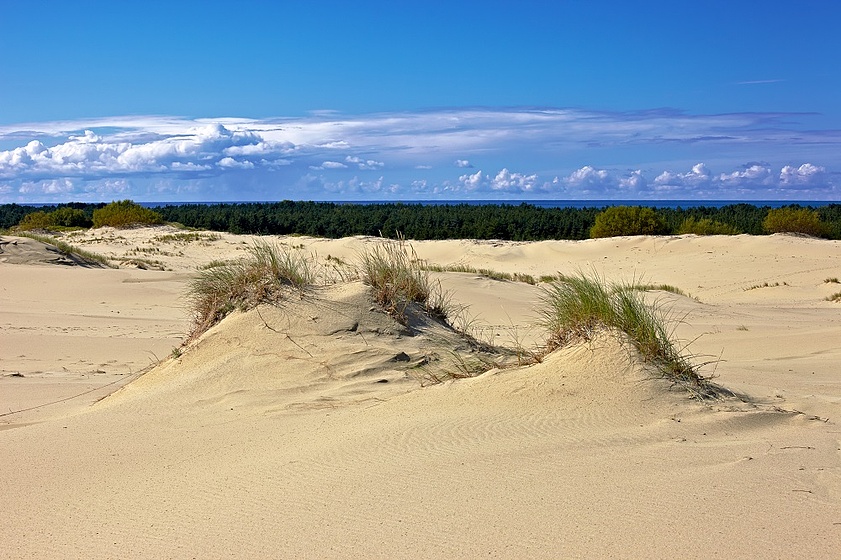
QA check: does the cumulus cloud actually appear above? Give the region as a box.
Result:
[310,161,348,170]
[619,170,646,190]
[654,163,713,190]
[345,155,384,170]
[564,166,613,189]
[0,122,264,180]
[454,159,473,168]
[779,163,827,188]
[69,130,100,143]
[459,170,486,192]
[491,168,539,191]
[718,164,775,187]
[217,157,255,169]
[456,168,539,193]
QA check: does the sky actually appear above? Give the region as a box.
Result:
[1,0,840,203]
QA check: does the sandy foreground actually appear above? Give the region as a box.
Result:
[1,227,840,558]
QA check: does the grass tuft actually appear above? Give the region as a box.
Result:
[187,240,317,339]
[360,238,455,322]
[539,271,713,397]
[626,283,687,297]
[744,281,787,291]
[421,263,544,285]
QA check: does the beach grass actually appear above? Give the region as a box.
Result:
[539,271,712,397]
[359,238,454,322]
[154,232,222,244]
[626,283,688,297]
[187,240,317,339]
[421,263,546,285]
[744,281,787,291]
[18,231,115,268]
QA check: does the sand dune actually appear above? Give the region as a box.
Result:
[1,228,840,558]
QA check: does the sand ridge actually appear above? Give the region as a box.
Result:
[1,228,840,557]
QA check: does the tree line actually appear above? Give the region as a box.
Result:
[2,201,840,240]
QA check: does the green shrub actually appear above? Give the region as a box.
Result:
[51,207,91,227]
[17,211,55,230]
[16,207,92,230]
[92,200,163,228]
[763,207,827,237]
[590,206,669,238]
[677,217,739,235]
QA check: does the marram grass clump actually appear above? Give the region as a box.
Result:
[539,271,715,398]
[187,241,318,339]
[359,238,453,323]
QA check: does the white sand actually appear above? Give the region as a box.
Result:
[1,228,840,558]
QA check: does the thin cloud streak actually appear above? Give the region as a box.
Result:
[736,79,786,85]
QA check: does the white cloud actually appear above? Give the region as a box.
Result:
[619,170,646,190]
[718,164,774,187]
[564,165,613,189]
[69,130,100,143]
[345,155,384,170]
[456,168,539,193]
[491,168,538,191]
[454,159,472,168]
[459,170,486,191]
[310,175,389,196]
[779,163,826,188]
[310,161,348,170]
[654,163,712,189]
[217,157,255,169]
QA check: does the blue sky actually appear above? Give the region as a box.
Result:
[1,0,840,202]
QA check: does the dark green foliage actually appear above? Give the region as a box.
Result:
[17,211,55,230]
[677,217,740,235]
[51,207,91,227]
[817,204,841,239]
[92,200,164,228]
[3,201,840,240]
[5,203,95,230]
[156,201,602,241]
[590,206,669,238]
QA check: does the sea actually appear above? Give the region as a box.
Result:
[133,199,838,209]
[15,199,839,209]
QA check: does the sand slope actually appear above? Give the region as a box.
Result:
[1,229,840,558]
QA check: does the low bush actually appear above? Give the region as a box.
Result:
[590,206,669,238]
[17,211,55,230]
[92,200,163,228]
[763,207,827,237]
[16,207,91,230]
